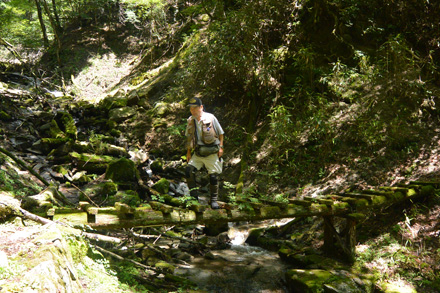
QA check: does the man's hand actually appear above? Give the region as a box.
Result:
[218,147,223,158]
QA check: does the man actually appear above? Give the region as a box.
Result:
[185,97,224,209]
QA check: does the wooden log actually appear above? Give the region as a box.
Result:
[323,216,335,254]
[409,181,440,189]
[344,218,356,263]
[288,199,312,207]
[46,207,55,220]
[79,201,98,223]
[149,201,174,214]
[331,202,351,213]
[342,193,374,201]
[260,206,281,218]
[170,209,196,223]
[317,199,334,206]
[115,202,135,219]
[360,189,394,199]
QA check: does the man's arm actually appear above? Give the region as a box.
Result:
[218,134,224,157]
[187,147,192,163]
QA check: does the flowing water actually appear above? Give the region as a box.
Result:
[175,221,291,293]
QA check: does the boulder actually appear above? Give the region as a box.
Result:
[152,178,170,194]
[108,106,137,122]
[112,190,141,207]
[105,157,139,183]
[69,152,115,173]
[99,94,128,111]
[80,181,118,201]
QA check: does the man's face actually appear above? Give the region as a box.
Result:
[190,105,203,118]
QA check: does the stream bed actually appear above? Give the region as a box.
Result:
[175,221,291,293]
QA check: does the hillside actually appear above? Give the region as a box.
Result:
[1,0,440,291]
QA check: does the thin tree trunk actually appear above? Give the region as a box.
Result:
[35,0,49,47]
[39,0,65,87]
[51,0,62,33]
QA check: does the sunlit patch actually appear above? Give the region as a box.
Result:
[381,278,417,293]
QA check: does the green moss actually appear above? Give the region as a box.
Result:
[105,158,139,183]
[80,181,118,201]
[57,111,77,140]
[113,190,140,207]
[150,158,164,173]
[155,261,175,273]
[99,96,128,111]
[152,178,170,194]
[372,195,387,205]
[0,111,12,121]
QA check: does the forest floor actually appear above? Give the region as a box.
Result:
[2,21,440,292]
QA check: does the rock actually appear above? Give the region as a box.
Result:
[105,157,139,183]
[113,190,141,207]
[20,227,82,292]
[153,102,172,116]
[175,252,193,262]
[154,261,175,273]
[285,269,375,293]
[129,149,149,164]
[169,182,189,197]
[150,158,164,173]
[99,94,128,111]
[108,106,137,122]
[80,181,118,201]
[69,152,115,173]
[55,111,77,140]
[152,178,170,194]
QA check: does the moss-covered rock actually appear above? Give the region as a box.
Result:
[246,227,265,246]
[55,111,77,140]
[285,269,375,293]
[69,152,115,173]
[113,190,141,207]
[152,178,170,194]
[108,106,137,122]
[99,95,128,111]
[154,261,175,273]
[105,157,139,183]
[150,158,164,173]
[80,181,118,201]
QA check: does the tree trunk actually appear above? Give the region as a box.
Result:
[51,0,63,33]
[35,0,49,47]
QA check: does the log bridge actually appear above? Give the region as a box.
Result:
[47,181,438,262]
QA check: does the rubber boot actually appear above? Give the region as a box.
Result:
[210,184,220,209]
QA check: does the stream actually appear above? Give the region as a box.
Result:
[174,221,291,293]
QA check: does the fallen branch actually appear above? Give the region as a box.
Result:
[0,146,50,186]
[149,228,202,246]
[71,183,99,207]
[0,37,23,62]
[0,146,73,206]
[93,245,160,273]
